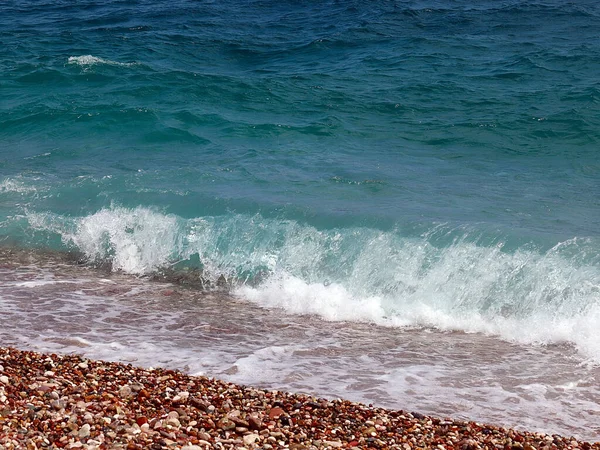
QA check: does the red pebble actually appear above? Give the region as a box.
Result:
[269,407,284,420]
[136,416,148,426]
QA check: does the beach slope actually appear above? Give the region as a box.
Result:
[0,347,597,449]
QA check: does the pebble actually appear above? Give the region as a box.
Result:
[268,406,284,420]
[243,433,260,445]
[78,423,91,438]
[172,391,189,404]
[248,415,262,430]
[165,417,181,428]
[118,385,133,398]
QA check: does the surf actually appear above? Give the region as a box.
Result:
[13,205,598,362]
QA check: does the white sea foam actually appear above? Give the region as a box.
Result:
[0,178,37,194]
[225,346,299,385]
[14,280,78,288]
[73,208,179,274]
[27,207,180,274]
[25,206,600,361]
[67,55,137,68]
[237,276,388,323]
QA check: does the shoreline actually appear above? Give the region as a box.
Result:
[0,347,598,449]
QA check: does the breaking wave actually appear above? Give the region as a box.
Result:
[23,206,600,361]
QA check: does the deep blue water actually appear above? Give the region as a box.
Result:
[1,0,600,357]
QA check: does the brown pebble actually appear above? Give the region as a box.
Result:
[217,417,236,431]
[197,431,211,441]
[268,407,284,420]
[248,415,263,430]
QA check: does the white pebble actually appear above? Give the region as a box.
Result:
[78,423,91,438]
[243,434,260,445]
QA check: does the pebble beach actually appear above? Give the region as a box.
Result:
[0,347,598,450]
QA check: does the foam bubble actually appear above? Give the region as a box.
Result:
[67,55,137,68]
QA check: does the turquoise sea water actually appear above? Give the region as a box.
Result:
[1,0,600,439]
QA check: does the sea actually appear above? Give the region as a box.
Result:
[1,0,599,441]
